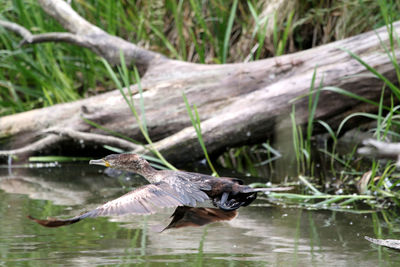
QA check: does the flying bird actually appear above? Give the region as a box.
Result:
[28,153,291,228]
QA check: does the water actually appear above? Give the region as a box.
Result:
[0,165,399,266]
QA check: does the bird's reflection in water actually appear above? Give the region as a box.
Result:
[161,206,238,231]
[28,206,238,230]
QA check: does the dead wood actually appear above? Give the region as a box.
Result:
[365,236,400,250]
[358,139,400,166]
[0,0,399,163]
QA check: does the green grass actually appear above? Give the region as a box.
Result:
[289,68,323,176]
[182,92,219,176]
[0,0,117,115]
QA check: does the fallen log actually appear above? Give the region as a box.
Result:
[0,0,399,163]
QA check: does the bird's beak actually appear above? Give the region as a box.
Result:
[89,158,110,167]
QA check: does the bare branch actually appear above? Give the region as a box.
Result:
[358,139,400,157]
[44,128,141,151]
[0,135,62,158]
[0,20,33,42]
[365,236,400,250]
[0,127,141,158]
[37,0,104,35]
[19,32,86,46]
[358,139,400,166]
[0,20,89,47]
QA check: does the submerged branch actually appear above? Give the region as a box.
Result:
[0,135,62,158]
[365,236,400,250]
[358,139,400,166]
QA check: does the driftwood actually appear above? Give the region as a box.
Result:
[365,236,400,250]
[358,139,400,166]
[0,0,399,163]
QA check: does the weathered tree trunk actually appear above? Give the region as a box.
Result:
[0,0,399,163]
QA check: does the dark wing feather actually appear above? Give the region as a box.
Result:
[162,172,211,206]
[28,182,187,228]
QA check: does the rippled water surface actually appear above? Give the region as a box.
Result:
[0,165,399,266]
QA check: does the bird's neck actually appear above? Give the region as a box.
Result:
[135,164,158,182]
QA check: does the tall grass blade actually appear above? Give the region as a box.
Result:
[170,0,186,60]
[133,67,148,136]
[291,105,301,172]
[376,85,386,140]
[222,0,238,63]
[306,67,320,153]
[336,112,400,137]
[149,24,180,59]
[247,1,269,60]
[341,47,400,100]
[276,10,294,56]
[317,120,337,143]
[182,92,219,176]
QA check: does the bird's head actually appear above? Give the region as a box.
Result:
[89,153,150,173]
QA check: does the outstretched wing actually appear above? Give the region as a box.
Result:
[28,182,201,228]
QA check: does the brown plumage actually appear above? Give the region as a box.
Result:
[28,153,291,228]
